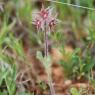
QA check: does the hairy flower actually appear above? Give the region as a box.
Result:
[39,7,49,19]
[33,19,41,30]
[32,6,59,32]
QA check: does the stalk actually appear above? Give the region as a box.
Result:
[44,22,48,57]
[44,22,56,95]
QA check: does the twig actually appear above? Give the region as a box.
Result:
[46,0,95,11]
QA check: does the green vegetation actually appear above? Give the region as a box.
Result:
[0,0,95,95]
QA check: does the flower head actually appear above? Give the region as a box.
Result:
[34,19,42,30]
[39,7,49,19]
[32,6,59,32]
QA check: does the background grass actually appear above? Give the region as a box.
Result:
[0,0,95,95]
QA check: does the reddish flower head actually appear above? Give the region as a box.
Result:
[49,19,56,28]
[39,8,49,19]
[35,19,42,30]
[32,6,59,32]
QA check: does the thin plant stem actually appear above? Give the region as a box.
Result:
[44,22,48,57]
[47,70,56,95]
[44,21,56,95]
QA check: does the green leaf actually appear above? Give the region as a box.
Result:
[5,76,16,95]
[36,51,44,62]
[70,87,80,95]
